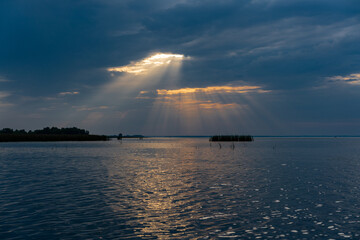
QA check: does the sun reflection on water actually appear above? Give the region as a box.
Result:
[101,139,258,238]
[104,141,208,238]
[131,167,195,238]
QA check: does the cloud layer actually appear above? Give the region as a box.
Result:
[1,0,360,135]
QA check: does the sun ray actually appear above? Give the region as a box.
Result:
[68,51,275,135]
[143,84,272,135]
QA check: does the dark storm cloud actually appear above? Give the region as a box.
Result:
[0,0,160,94]
[2,0,360,90]
[141,0,360,88]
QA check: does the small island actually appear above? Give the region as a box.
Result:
[209,135,254,142]
[0,127,108,142]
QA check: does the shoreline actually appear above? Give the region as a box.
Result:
[0,134,108,142]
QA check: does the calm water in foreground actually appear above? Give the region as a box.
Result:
[1,137,360,239]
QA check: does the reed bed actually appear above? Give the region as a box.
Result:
[209,135,254,142]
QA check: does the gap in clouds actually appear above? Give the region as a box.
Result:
[327,73,360,85]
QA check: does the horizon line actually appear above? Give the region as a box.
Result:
[108,135,360,138]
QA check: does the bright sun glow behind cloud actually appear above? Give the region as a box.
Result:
[156,85,269,95]
[103,52,189,93]
[77,52,190,131]
[107,53,188,75]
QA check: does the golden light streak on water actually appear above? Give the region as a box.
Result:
[104,142,205,239]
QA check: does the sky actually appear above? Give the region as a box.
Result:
[1,0,360,135]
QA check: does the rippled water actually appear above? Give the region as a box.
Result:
[1,137,360,239]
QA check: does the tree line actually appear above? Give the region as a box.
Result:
[0,127,90,135]
[0,127,108,142]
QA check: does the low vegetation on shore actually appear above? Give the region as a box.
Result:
[209,135,254,142]
[0,127,108,142]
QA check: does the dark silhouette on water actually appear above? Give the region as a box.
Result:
[209,135,254,142]
[118,134,144,140]
[0,127,108,142]
[117,133,123,140]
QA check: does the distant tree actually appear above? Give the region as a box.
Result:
[31,127,89,135]
[14,129,26,134]
[60,127,88,135]
[0,127,91,135]
[0,128,14,134]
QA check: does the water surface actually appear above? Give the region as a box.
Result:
[1,137,360,239]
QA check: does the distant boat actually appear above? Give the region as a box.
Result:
[209,135,254,142]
